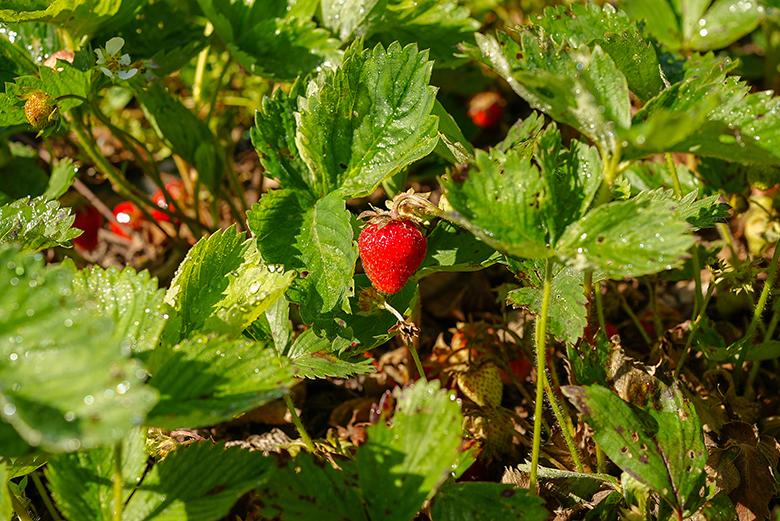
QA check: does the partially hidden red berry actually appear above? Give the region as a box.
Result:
[468,92,504,129]
[72,205,103,251]
[110,201,143,239]
[151,180,185,222]
[358,219,427,295]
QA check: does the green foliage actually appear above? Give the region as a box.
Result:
[564,384,707,515]
[0,246,157,452]
[474,31,630,155]
[43,158,78,200]
[46,428,147,521]
[0,0,136,39]
[248,191,357,317]
[0,196,79,252]
[417,221,501,277]
[163,227,294,342]
[285,329,374,379]
[508,265,587,344]
[295,41,439,199]
[196,0,340,81]
[135,83,224,193]
[261,380,469,521]
[556,193,695,278]
[621,0,764,51]
[146,335,293,429]
[321,0,479,67]
[430,481,549,520]
[49,434,272,521]
[72,266,167,353]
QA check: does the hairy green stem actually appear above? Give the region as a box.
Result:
[32,472,63,521]
[595,443,606,474]
[615,284,652,346]
[529,258,554,492]
[745,240,780,341]
[664,153,683,198]
[112,442,123,521]
[594,281,607,334]
[284,393,315,453]
[192,23,213,106]
[542,376,583,472]
[674,283,716,378]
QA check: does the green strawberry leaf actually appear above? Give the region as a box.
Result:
[508,264,587,344]
[0,196,80,252]
[247,190,357,317]
[417,220,502,278]
[196,0,340,81]
[430,482,548,521]
[43,158,78,200]
[321,0,479,67]
[622,0,764,51]
[556,193,695,279]
[285,329,374,379]
[250,82,311,192]
[473,29,630,155]
[534,4,663,101]
[262,380,462,521]
[564,384,707,515]
[295,41,438,199]
[134,82,224,193]
[72,266,167,353]
[146,335,293,429]
[0,246,158,452]
[0,0,135,39]
[442,146,550,260]
[163,226,294,342]
[46,428,147,521]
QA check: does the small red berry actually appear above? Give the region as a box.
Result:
[72,205,103,251]
[358,219,427,295]
[468,92,504,129]
[110,201,143,239]
[151,180,185,222]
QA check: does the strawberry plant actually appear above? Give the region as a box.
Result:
[1,0,780,520]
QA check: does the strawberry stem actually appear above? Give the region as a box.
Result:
[112,442,123,521]
[284,393,315,453]
[382,301,427,382]
[529,257,553,492]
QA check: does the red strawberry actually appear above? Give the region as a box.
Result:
[151,180,185,222]
[500,358,532,384]
[468,92,504,129]
[72,205,103,251]
[110,201,143,239]
[358,219,427,295]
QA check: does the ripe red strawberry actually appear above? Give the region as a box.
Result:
[110,201,143,239]
[151,179,185,222]
[72,205,103,251]
[457,363,503,407]
[358,219,427,295]
[468,92,504,129]
[500,357,532,384]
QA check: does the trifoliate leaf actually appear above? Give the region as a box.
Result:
[0,246,158,452]
[556,194,695,278]
[146,335,293,429]
[285,329,373,379]
[0,196,80,252]
[295,41,438,198]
